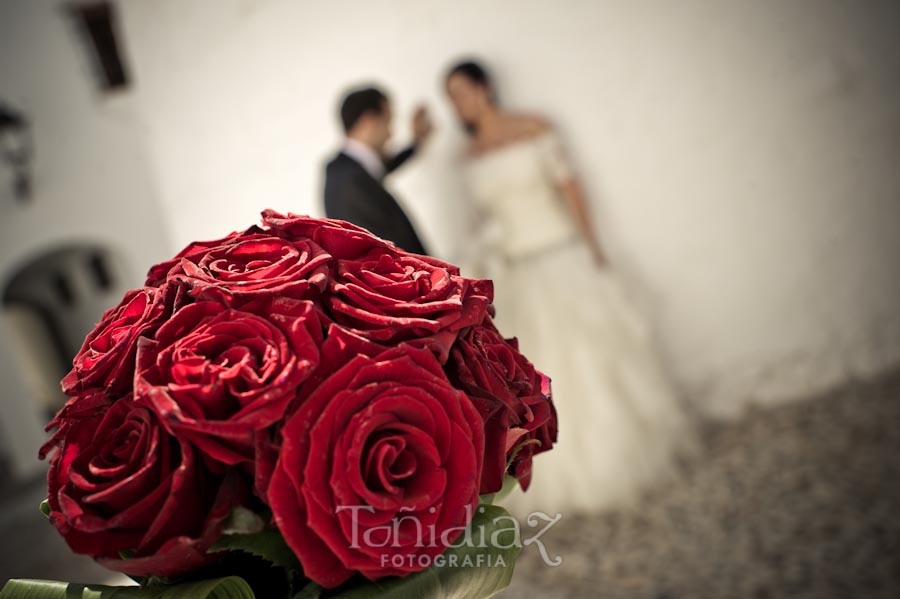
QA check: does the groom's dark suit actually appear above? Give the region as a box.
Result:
[323,146,428,255]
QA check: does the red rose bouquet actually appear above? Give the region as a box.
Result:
[1,212,557,599]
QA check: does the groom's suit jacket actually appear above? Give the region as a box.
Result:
[323,146,428,255]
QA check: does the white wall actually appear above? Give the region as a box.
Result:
[0,0,173,477]
[119,0,900,416]
[0,0,895,427]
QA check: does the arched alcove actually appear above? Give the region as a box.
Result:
[1,242,124,419]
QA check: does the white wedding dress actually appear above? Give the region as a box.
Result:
[462,131,696,516]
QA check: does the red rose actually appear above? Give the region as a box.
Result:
[267,327,484,588]
[145,229,251,287]
[136,298,322,464]
[40,391,113,461]
[506,371,557,490]
[42,213,559,589]
[173,234,330,305]
[61,285,177,397]
[446,318,557,493]
[326,250,492,363]
[261,210,394,260]
[251,326,390,505]
[46,396,243,577]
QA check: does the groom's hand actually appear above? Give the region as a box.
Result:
[412,105,433,145]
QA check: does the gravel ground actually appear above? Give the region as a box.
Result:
[498,370,900,599]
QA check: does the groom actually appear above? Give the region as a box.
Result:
[324,86,432,255]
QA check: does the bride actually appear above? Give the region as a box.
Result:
[444,60,696,515]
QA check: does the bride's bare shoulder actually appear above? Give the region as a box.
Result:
[505,113,554,139]
[460,141,480,159]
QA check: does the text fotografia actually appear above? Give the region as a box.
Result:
[383,551,509,570]
[336,505,563,567]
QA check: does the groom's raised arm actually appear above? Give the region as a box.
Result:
[383,145,416,175]
[383,106,432,176]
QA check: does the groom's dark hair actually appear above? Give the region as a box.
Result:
[340,87,388,133]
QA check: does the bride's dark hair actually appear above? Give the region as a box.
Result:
[446,59,496,135]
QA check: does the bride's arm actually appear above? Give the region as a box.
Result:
[558,178,607,267]
[534,123,606,266]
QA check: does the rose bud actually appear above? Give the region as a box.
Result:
[446,318,558,493]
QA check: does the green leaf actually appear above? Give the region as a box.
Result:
[479,475,520,507]
[328,504,521,599]
[290,582,322,599]
[38,499,50,518]
[0,576,255,599]
[208,529,300,572]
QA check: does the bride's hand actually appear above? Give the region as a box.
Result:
[412,106,434,144]
[590,244,607,269]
